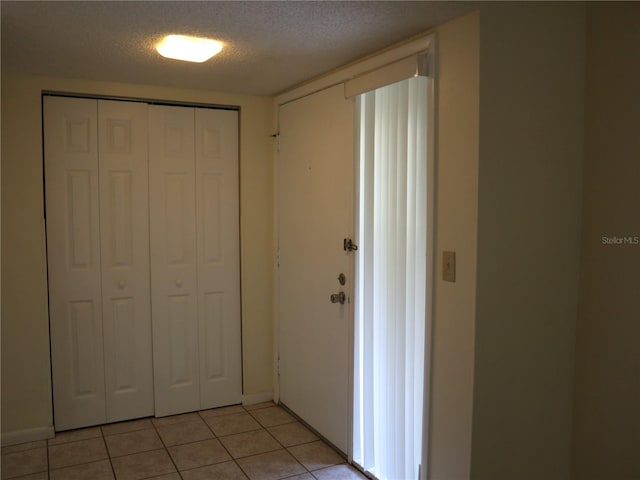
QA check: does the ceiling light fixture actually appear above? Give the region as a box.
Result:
[156,34,223,63]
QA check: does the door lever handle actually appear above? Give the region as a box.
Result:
[330,292,346,304]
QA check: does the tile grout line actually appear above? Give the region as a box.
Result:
[151,415,183,480]
[46,436,51,478]
[100,431,119,480]
[218,405,287,479]
[197,404,313,480]
[146,406,255,478]
[251,409,325,479]
[214,406,253,480]
[7,402,357,480]
[198,407,244,477]
[246,410,316,480]
[244,406,309,480]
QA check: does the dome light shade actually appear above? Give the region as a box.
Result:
[156,35,223,63]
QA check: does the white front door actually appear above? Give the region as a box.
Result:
[278,84,355,453]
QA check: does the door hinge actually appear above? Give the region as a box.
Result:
[343,238,358,253]
[271,132,280,153]
[276,248,280,268]
[277,356,280,377]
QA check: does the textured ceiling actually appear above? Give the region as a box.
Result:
[1,1,474,96]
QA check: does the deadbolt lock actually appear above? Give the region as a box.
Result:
[330,291,346,304]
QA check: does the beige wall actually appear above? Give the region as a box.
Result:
[1,74,274,437]
[429,7,586,478]
[6,6,635,477]
[471,4,585,479]
[573,4,640,479]
[428,10,479,480]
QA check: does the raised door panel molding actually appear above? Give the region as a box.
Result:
[68,300,102,398]
[165,173,194,265]
[202,292,225,381]
[110,297,136,392]
[107,172,134,267]
[65,170,94,270]
[201,173,223,265]
[167,294,197,387]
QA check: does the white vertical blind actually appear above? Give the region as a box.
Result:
[354,75,428,480]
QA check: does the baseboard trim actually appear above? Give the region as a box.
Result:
[242,392,274,406]
[1,426,55,447]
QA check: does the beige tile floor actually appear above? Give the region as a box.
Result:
[0,402,368,480]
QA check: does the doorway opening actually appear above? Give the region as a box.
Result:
[353,74,433,480]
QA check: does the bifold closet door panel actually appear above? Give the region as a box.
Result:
[148,105,200,417]
[195,108,242,408]
[44,96,106,430]
[98,100,154,422]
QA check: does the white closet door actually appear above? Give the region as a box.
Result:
[98,100,154,422]
[149,105,200,416]
[195,108,242,408]
[44,96,106,430]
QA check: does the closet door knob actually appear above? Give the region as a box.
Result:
[176,279,183,287]
[118,280,125,289]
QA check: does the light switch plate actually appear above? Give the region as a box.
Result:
[443,251,456,282]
